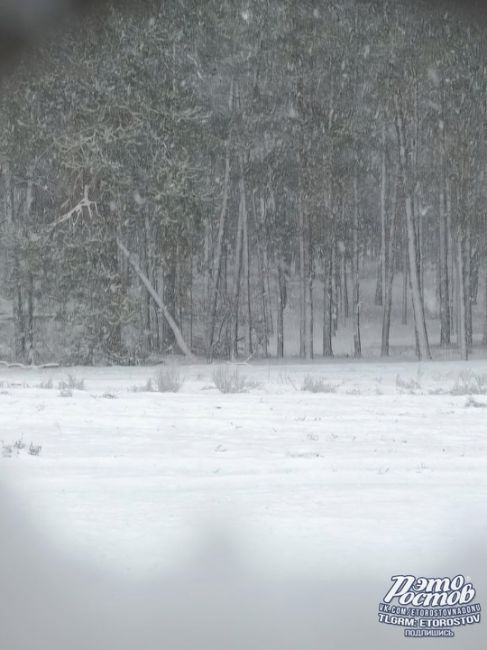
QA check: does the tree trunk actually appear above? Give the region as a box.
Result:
[24,173,34,362]
[352,173,362,358]
[143,214,153,353]
[439,177,451,347]
[464,222,473,350]
[381,172,398,357]
[323,250,333,357]
[253,191,268,357]
[413,79,424,298]
[277,257,286,358]
[376,122,387,306]
[204,212,211,315]
[298,201,306,359]
[305,219,313,360]
[240,156,253,358]
[189,242,194,351]
[456,228,468,360]
[446,178,455,336]
[324,76,335,356]
[331,244,338,336]
[438,116,451,347]
[6,163,26,361]
[260,194,273,336]
[375,263,382,307]
[26,273,34,363]
[340,248,349,321]
[394,94,431,360]
[117,239,194,359]
[163,253,177,348]
[207,138,231,359]
[402,228,408,326]
[232,182,244,360]
[483,255,487,346]
[471,247,480,306]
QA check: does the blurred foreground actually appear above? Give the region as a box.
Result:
[0,360,486,648]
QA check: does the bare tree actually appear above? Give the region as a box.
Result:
[394,93,431,360]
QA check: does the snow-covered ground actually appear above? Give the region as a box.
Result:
[1,358,487,648]
[1,358,486,581]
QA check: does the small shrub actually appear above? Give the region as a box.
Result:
[1,439,41,457]
[346,388,361,395]
[102,392,117,399]
[212,365,254,393]
[59,388,73,398]
[129,378,154,393]
[0,381,29,389]
[301,375,337,393]
[465,397,487,408]
[154,366,183,393]
[428,388,447,395]
[28,443,42,457]
[451,371,487,396]
[1,443,13,458]
[58,374,85,391]
[38,378,53,389]
[396,374,421,392]
[278,372,298,391]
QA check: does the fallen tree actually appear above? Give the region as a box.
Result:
[116,239,195,360]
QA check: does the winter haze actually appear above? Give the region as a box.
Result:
[0,1,487,649]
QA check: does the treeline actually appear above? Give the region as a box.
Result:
[0,0,486,364]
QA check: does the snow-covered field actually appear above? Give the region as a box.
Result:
[1,358,486,578]
[1,358,487,648]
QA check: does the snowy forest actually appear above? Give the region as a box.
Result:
[0,0,486,365]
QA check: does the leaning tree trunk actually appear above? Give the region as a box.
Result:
[394,94,431,360]
[117,240,194,359]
